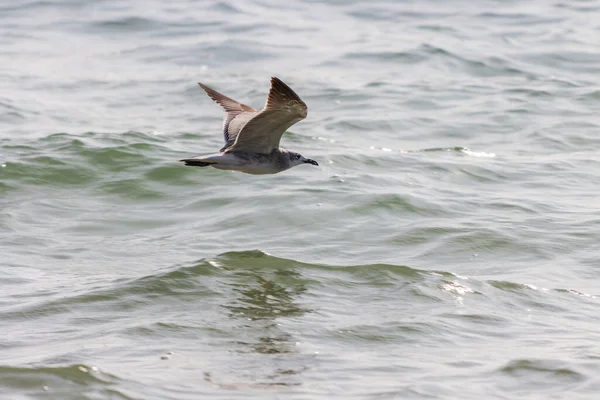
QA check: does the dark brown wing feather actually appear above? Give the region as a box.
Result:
[227,77,307,154]
[197,82,258,150]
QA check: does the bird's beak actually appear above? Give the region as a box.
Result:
[305,159,319,166]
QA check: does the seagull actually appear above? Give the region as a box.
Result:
[180,77,318,175]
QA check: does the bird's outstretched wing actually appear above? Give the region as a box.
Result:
[225,77,307,154]
[197,82,259,151]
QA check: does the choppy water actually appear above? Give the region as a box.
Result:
[2,0,600,399]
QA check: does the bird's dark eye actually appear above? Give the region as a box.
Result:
[296,154,301,159]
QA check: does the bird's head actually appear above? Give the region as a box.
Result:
[288,151,319,168]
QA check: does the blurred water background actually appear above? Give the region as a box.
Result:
[2,0,600,398]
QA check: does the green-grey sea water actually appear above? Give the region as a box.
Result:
[2,0,600,399]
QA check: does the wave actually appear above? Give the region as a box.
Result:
[0,364,128,400]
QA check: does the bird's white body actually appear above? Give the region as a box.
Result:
[199,152,279,175]
[185,149,313,175]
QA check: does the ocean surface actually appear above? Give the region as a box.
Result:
[2,0,600,399]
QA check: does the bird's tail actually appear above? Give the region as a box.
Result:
[179,158,216,167]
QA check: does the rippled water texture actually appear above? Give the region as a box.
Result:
[2,0,600,399]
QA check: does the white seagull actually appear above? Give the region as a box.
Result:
[180,77,318,175]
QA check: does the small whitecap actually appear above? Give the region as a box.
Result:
[370,146,393,152]
[442,282,474,295]
[451,273,469,280]
[316,136,335,143]
[568,289,595,298]
[462,149,496,158]
[1,164,6,168]
[525,284,537,290]
[208,260,221,267]
[78,366,89,373]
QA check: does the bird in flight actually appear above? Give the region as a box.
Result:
[180,77,318,175]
